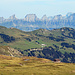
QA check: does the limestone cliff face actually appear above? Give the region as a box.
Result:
[53,15,63,20]
[0,17,5,23]
[41,15,49,21]
[24,14,39,22]
[67,13,75,20]
[9,14,17,20]
[0,13,75,31]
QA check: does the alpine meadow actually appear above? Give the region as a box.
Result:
[0,0,75,75]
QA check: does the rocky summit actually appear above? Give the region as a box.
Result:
[0,12,75,31]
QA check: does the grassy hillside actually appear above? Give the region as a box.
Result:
[0,26,41,50]
[0,26,75,62]
[0,46,23,57]
[0,55,75,75]
[0,26,75,53]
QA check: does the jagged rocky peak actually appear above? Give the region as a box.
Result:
[9,14,17,20]
[0,17,4,20]
[67,13,75,20]
[48,16,53,20]
[0,17,5,23]
[66,12,73,17]
[41,15,49,21]
[24,14,39,22]
[53,15,63,20]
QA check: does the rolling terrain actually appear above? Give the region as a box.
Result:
[0,26,75,62]
[0,54,75,75]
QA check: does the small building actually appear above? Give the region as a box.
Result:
[41,44,47,47]
[54,59,61,63]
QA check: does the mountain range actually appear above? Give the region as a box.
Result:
[0,12,75,31]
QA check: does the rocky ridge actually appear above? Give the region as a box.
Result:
[0,12,75,31]
[0,46,23,57]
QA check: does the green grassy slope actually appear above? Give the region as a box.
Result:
[0,26,75,62]
[0,26,41,50]
[0,26,75,53]
[29,27,75,54]
[0,55,75,75]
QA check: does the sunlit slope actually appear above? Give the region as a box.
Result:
[0,26,41,50]
[0,46,23,57]
[0,26,75,53]
[0,26,75,62]
[0,55,75,75]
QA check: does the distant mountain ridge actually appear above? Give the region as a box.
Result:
[0,12,75,31]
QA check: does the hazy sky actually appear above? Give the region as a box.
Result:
[0,0,75,19]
